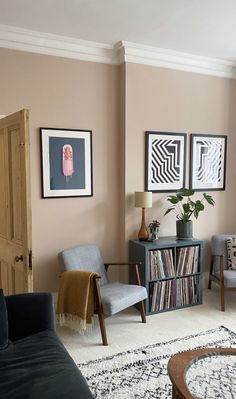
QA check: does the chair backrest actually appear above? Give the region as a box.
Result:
[59,244,108,286]
[211,234,236,271]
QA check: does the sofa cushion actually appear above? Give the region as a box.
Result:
[0,329,94,399]
[0,289,8,350]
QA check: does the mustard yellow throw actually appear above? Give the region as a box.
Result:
[57,270,98,334]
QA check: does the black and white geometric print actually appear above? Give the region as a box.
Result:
[146,132,186,192]
[190,135,227,191]
[78,326,236,399]
[194,139,222,184]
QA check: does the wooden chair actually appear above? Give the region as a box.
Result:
[208,234,236,311]
[58,245,147,345]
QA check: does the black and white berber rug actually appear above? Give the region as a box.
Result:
[77,326,236,398]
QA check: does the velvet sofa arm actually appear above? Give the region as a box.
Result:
[5,292,55,342]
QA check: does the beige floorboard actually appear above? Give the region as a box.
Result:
[57,287,236,364]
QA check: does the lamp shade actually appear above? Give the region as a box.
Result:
[135,191,152,208]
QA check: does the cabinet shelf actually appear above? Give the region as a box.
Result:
[129,237,203,315]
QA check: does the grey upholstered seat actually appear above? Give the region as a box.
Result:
[100,282,147,316]
[59,244,147,344]
[209,234,236,310]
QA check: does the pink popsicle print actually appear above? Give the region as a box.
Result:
[62,144,74,182]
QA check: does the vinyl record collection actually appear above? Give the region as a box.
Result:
[149,246,200,312]
[176,246,199,275]
[149,249,175,279]
[176,275,200,307]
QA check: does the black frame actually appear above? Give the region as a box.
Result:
[145,131,187,192]
[40,127,93,198]
[190,133,227,191]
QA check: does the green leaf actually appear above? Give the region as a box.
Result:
[164,207,175,216]
[203,193,215,206]
[193,209,199,219]
[183,203,191,213]
[195,200,204,212]
[168,197,182,204]
[177,188,194,197]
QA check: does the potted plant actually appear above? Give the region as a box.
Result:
[164,188,215,239]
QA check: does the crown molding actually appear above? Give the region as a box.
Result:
[118,41,236,79]
[0,24,117,64]
[0,24,236,78]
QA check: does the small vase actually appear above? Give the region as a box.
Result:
[176,220,193,240]
[149,227,159,241]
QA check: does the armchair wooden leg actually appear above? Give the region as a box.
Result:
[208,278,212,290]
[220,284,225,312]
[140,300,146,323]
[97,305,108,346]
[208,257,214,289]
[219,255,225,312]
[93,277,108,345]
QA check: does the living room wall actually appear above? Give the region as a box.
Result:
[0,48,121,291]
[124,62,236,271]
[1,46,235,291]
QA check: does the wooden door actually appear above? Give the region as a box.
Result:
[0,109,32,294]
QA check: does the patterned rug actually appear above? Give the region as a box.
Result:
[77,326,236,398]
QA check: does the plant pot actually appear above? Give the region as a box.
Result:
[176,220,193,240]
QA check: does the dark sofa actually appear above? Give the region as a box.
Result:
[0,291,94,399]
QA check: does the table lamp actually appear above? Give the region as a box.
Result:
[135,191,152,241]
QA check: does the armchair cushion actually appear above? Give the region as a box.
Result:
[215,270,236,287]
[226,238,236,270]
[0,289,8,350]
[211,234,236,272]
[100,282,147,316]
[60,245,108,286]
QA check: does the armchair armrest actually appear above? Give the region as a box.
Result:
[104,261,142,271]
[104,262,143,286]
[5,292,55,342]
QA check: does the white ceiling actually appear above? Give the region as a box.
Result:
[0,0,236,62]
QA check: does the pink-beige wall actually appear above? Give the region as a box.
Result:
[125,63,236,270]
[1,47,236,291]
[0,48,121,291]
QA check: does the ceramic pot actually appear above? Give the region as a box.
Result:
[176,220,193,240]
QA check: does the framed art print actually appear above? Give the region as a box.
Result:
[40,128,93,198]
[145,131,186,192]
[190,134,227,191]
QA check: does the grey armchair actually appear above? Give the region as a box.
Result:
[58,244,147,345]
[208,234,236,311]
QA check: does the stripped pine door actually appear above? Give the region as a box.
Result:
[0,110,32,294]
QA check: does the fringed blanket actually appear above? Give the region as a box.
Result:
[57,270,98,334]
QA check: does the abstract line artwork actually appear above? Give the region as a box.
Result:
[190,134,227,191]
[145,132,186,192]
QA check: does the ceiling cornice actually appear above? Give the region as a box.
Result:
[0,24,117,64]
[118,41,235,79]
[0,24,235,79]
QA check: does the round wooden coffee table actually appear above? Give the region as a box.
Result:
[167,347,236,399]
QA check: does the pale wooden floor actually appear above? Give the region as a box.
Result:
[57,286,236,364]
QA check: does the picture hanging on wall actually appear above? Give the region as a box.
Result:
[40,128,93,198]
[145,131,186,192]
[190,134,227,191]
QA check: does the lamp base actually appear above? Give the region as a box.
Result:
[138,235,149,241]
[138,208,149,241]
